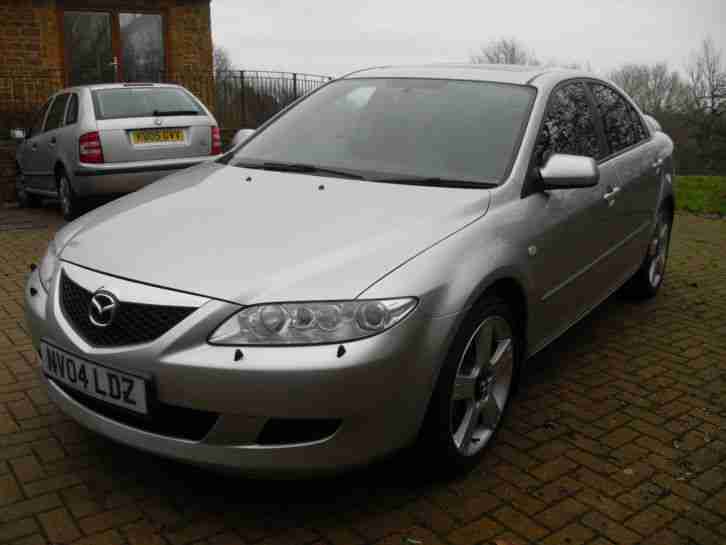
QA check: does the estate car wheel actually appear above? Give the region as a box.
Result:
[420,295,520,473]
[622,207,672,299]
[58,171,83,221]
[15,166,40,208]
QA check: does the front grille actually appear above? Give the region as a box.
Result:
[54,380,218,441]
[59,272,197,347]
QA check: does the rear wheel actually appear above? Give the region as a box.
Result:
[419,295,520,473]
[15,165,40,208]
[58,171,83,221]
[622,207,672,299]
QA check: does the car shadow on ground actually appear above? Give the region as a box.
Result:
[65,290,644,531]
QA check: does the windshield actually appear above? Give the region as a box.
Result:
[92,87,204,120]
[227,78,535,185]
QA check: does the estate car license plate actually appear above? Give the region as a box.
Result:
[130,128,184,145]
[41,342,149,415]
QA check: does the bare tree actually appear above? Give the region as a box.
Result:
[214,46,233,76]
[685,37,726,117]
[683,38,726,172]
[609,63,688,115]
[471,38,539,66]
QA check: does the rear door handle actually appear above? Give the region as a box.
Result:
[49,137,57,146]
[603,186,621,206]
[30,143,38,151]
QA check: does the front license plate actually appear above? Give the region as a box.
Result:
[130,128,184,145]
[41,342,149,415]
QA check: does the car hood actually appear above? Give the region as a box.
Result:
[58,163,491,304]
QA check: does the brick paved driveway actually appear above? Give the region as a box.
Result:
[1,206,725,545]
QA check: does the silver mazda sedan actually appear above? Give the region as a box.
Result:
[25,65,674,476]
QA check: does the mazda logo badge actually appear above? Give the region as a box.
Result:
[88,291,119,328]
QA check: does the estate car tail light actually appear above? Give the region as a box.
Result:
[210,126,222,155]
[79,131,104,164]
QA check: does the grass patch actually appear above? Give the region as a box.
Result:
[674,176,726,216]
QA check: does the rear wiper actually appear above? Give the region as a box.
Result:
[234,161,366,180]
[151,109,200,116]
[372,176,497,189]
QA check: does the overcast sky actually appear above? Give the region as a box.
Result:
[211,0,725,77]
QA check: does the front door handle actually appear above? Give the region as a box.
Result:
[49,137,57,146]
[30,143,38,152]
[603,186,621,206]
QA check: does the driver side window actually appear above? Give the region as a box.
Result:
[534,82,604,167]
[29,99,52,138]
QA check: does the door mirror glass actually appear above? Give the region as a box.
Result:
[10,128,26,140]
[539,154,599,190]
[230,128,255,149]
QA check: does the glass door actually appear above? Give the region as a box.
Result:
[120,13,165,82]
[63,10,165,85]
[64,11,115,85]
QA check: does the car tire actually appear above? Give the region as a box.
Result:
[418,294,521,474]
[621,206,673,299]
[15,166,41,208]
[58,170,84,221]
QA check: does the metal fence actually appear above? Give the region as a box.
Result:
[0,69,333,139]
[212,70,332,132]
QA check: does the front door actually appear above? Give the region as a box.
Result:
[526,81,613,348]
[63,10,165,85]
[19,100,52,190]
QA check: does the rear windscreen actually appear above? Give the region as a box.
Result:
[92,87,204,119]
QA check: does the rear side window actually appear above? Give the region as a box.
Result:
[534,82,604,166]
[44,94,70,132]
[92,87,204,120]
[589,83,646,155]
[65,94,79,125]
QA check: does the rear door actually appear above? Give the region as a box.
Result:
[91,86,213,163]
[34,93,71,191]
[588,82,657,274]
[527,81,613,342]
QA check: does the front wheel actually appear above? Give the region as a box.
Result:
[15,166,41,208]
[419,295,520,473]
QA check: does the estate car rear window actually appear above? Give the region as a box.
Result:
[229,78,536,186]
[92,87,204,120]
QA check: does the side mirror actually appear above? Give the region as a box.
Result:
[10,128,26,140]
[538,154,599,190]
[229,128,255,150]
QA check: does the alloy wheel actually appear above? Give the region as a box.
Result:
[59,175,72,218]
[648,214,670,289]
[450,315,514,456]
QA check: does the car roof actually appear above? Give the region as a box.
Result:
[55,82,184,94]
[342,63,593,86]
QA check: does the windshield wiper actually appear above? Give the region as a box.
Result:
[372,176,497,189]
[233,161,366,180]
[151,109,200,116]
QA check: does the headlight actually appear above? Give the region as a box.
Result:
[209,298,418,345]
[38,241,59,292]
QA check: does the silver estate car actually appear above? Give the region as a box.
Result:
[15,83,221,220]
[25,65,674,476]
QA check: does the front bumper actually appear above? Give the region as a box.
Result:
[25,263,457,475]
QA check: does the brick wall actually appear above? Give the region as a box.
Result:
[0,0,213,202]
